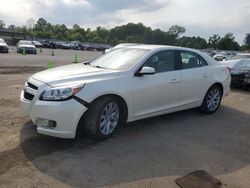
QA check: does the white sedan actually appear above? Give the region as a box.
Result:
[17,40,37,54]
[20,45,231,140]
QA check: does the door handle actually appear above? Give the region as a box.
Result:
[202,73,209,78]
[170,79,179,83]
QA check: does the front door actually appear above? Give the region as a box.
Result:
[133,50,181,117]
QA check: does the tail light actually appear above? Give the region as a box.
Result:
[227,67,232,73]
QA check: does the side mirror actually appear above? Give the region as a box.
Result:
[83,61,90,65]
[136,66,155,76]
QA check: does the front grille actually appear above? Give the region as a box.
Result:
[25,47,35,51]
[0,46,8,51]
[27,82,38,90]
[24,92,34,101]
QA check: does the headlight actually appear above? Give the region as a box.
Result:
[40,84,84,101]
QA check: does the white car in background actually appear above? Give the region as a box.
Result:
[230,53,250,60]
[213,51,234,61]
[0,38,9,53]
[17,40,37,54]
[20,45,231,140]
[32,40,43,48]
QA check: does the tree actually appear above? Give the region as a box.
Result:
[241,45,250,52]
[0,20,5,28]
[208,34,220,49]
[141,28,153,44]
[216,33,240,51]
[168,25,186,38]
[152,29,167,44]
[33,18,48,32]
[3,17,241,51]
[96,27,109,40]
[8,25,16,30]
[72,24,80,30]
[68,32,83,41]
[176,36,208,49]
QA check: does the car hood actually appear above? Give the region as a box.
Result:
[18,44,36,48]
[0,42,7,46]
[32,63,120,86]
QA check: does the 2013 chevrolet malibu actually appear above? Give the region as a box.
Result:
[20,45,231,140]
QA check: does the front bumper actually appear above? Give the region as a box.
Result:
[0,46,8,53]
[18,48,37,54]
[20,79,87,139]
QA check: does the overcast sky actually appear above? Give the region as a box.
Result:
[1,0,250,44]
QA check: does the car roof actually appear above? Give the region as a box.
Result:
[123,44,217,65]
[19,40,31,42]
[125,44,198,51]
[125,44,206,56]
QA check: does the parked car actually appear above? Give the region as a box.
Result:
[17,40,37,54]
[221,59,250,88]
[70,41,86,50]
[40,40,57,49]
[20,45,231,140]
[230,53,250,60]
[213,51,233,61]
[32,41,43,48]
[82,43,95,51]
[54,41,71,49]
[0,38,9,53]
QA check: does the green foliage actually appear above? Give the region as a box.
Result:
[168,25,186,38]
[208,34,220,49]
[241,45,250,51]
[4,17,242,50]
[216,33,240,51]
[0,20,5,28]
[176,36,208,49]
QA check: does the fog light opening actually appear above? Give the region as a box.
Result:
[39,118,57,128]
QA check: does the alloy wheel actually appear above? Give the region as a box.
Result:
[99,102,120,135]
[206,88,221,112]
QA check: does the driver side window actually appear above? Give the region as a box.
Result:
[143,50,176,73]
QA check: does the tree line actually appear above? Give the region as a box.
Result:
[1,18,249,51]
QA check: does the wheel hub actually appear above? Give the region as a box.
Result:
[100,102,119,135]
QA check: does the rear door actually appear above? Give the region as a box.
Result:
[177,50,211,107]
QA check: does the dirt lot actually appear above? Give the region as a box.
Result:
[0,49,250,188]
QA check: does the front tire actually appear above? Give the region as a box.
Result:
[83,96,122,140]
[201,85,222,114]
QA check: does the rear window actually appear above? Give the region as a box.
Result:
[180,51,207,69]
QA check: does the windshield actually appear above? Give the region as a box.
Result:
[231,55,250,60]
[0,38,4,43]
[19,41,33,45]
[90,48,149,70]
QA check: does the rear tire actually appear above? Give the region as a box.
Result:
[201,85,222,114]
[83,96,122,140]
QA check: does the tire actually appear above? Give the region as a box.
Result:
[83,96,122,140]
[201,85,222,114]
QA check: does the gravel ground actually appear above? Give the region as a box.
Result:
[0,49,250,188]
